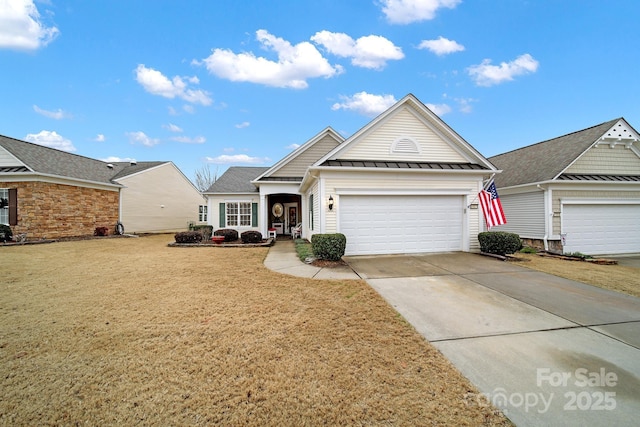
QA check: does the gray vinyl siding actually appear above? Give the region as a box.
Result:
[566,145,640,175]
[493,191,545,238]
[270,135,341,177]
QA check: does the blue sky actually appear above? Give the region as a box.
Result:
[1,0,639,182]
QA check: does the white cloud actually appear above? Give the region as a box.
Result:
[418,36,464,56]
[425,103,452,116]
[235,121,250,129]
[331,92,397,116]
[286,143,300,150]
[0,0,59,50]
[25,130,75,152]
[171,135,206,144]
[380,0,461,24]
[311,31,404,70]
[468,53,539,86]
[135,65,212,105]
[163,123,183,132]
[102,156,135,163]
[94,134,106,142]
[33,105,71,119]
[126,131,160,147]
[199,29,342,89]
[205,154,270,164]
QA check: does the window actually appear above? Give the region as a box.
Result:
[309,194,314,230]
[199,205,208,222]
[226,202,252,227]
[0,189,8,225]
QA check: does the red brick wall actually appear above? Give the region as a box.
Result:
[3,181,119,239]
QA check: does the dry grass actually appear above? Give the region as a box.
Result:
[515,253,640,298]
[0,235,508,426]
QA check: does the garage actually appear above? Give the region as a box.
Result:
[562,203,640,255]
[339,195,464,256]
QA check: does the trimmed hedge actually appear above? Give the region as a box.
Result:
[214,228,239,242]
[175,231,203,244]
[478,231,522,256]
[241,230,263,244]
[189,224,213,240]
[311,233,347,261]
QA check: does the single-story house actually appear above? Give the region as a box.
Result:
[0,134,206,239]
[489,118,640,255]
[205,94,499,256]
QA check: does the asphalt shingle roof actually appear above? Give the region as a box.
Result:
[0,134,168,185]
[205,166,269,193]
[489,119,620,188]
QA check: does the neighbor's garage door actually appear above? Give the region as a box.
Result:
[563,203,640,255]
[339,195,463,256]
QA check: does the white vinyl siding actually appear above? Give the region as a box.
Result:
[115,163,205,233]
[340,108,468,163]
[340,195,463,255]
[0,146,23,167]
[562,203,640,255]
[492,191,545,238]
[566,145,640,175]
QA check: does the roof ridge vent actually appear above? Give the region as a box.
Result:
[130,160,137,165]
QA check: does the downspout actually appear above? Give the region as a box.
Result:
[537,184,549,251]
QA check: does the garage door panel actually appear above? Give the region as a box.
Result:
[340,195,463,256]
[563,204,640,255]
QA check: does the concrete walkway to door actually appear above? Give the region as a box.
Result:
[344,252,640,427]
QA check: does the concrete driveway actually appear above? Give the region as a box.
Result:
[345,253,640,427]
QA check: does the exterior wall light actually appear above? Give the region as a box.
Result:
[328,195,334,211]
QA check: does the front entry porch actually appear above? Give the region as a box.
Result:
[268,194,301,237]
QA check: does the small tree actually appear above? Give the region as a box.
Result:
[194,163,218,192]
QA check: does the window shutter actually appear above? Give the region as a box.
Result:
[251,203,258,227]
[9,188,17,226]
[219,203,225,228]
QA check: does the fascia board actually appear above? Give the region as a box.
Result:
[0,172,122,191]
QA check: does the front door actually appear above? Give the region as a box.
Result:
[284,203,298,235]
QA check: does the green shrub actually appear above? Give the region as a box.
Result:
[0,224,13,242]
[294,238,314,262]
[520,246,537,254]
[175,231,203,243]
[214,228,239,242]
[311,233,346,261]
[478,231,522,256]
[189,224,213,240]
[241,230,262,244]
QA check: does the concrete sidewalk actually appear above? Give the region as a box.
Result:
[263,239,360,280]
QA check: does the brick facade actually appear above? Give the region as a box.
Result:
[3,181,119,239]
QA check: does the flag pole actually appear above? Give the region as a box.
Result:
[467,173,496,208]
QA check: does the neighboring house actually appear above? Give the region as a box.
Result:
[0,134,206,239]
[489,118,640,255]
[205,94,498,256]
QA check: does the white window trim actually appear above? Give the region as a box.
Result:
[225,200,252,228]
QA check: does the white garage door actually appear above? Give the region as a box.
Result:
[563,203,640,255]
[339,195,463,256]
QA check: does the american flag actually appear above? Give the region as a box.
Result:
[479,181,507,229]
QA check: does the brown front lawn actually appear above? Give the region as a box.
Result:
[1,235,508,426]
[516,253,640,298]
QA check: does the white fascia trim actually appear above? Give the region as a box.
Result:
[335,188,475,196]
[307,165,497,176]
[560,198,640,205]
[0,172,121,191]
